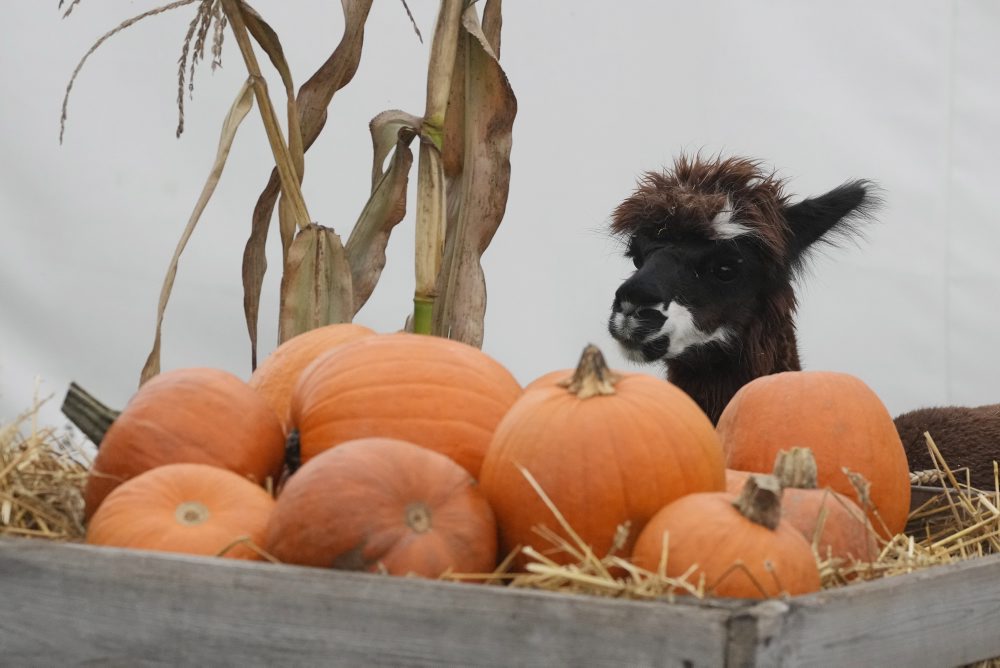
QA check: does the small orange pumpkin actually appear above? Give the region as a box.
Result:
[632,474,821,599]
[86,463,275,560]
[717,370,910,537]
[727,453,876,564]
[480,344,725,568]
[289,332,522,478]
[265,437,498,578]
[772,448,878,564]
[84,368,285,520]
[248,323,375,431]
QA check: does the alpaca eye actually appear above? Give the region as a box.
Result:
[711,259,741,282]
[632,254,644,269]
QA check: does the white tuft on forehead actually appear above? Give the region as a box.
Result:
[711,199,752,240]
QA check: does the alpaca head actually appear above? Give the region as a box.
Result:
[608,154,877,375]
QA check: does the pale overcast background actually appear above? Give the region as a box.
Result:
[1,1,998,431]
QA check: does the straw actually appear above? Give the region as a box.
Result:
[0,391,90,542]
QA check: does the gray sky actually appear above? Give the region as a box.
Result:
[2,1,998,429]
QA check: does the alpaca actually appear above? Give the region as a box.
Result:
[894,404,1000,491]
[607,154,877,424]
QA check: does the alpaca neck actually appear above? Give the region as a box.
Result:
[666,298,801,424]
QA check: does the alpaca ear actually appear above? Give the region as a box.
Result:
[783,180,879,265]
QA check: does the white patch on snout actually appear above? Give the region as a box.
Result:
[647,302,732,358]
[610,311,633,338]
[711,199,752,240]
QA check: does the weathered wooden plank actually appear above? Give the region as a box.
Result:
[0,538,732,667]
[748,553,1000,667]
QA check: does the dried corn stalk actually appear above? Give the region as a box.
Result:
[361,0,516,342]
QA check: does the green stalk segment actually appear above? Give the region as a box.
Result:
[412,297,435,335]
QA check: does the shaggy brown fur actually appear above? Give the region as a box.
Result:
[611,156,791,263]
[894,404,1000,490]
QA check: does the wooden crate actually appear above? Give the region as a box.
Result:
[1,537,999,667]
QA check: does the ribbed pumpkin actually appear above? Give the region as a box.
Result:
[479,344,725,568]
[266,437,497,577]
[771,448,878,564]
[289,332,522,478]
[84,368,285,520]
[631,474,821,599]
[717,370,910,537]
[86,463,275,560]
[248,323,375,431]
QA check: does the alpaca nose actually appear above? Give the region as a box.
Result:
[614,278,661,313]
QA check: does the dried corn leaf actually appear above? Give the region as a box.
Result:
[242,4,303,174]
[277,224,353,343]
[141,79,255,385]
[241,2,306,295]
[242,0,373,368]
[432,1,516,346]
[482,0,502,56]
[344,110,419,314]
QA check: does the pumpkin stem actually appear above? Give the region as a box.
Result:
[733,474,783,530]
[285,429,302,474]
[772,447,819,490]
[557,344,621,399]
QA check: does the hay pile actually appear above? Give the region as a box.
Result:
[0,396,90,541]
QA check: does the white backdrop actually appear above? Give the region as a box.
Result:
[2,1,998,429]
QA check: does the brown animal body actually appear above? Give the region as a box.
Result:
[894,404,1000,490]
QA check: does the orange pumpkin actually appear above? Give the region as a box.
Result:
[265,437,497,577]
[84,368,285,520]
[289,332,522,478]
[248,323,375,431]
[772,448,878,564]
[86,463,275,560]
[479,344,725,568]
[717,370,910,537]
[632,474,821,599]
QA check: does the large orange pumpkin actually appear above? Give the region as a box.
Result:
[86,463,275,560]
[631,474,821,599]
[248,323,375,431]
[479,344,725,568]
[84,368,285,520]
[265,437,497,577]
[717,370,910,537]
[289,332,522,478]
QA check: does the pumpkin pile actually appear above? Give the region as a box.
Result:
[78,327,913,600]
[83,326,521,578]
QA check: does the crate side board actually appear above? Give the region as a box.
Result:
[748,553,1000,667]
[0,538,732,667]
